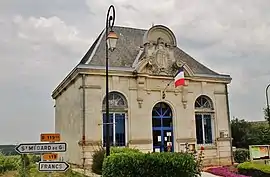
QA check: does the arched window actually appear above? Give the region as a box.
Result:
[102,92,128,147]
[194,95,214,145]
[195,95,213,110]
[102,91,128,110]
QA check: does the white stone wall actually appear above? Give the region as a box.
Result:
[54,72,232,166]
[55,77,82,165]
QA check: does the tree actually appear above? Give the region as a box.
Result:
[264,107,270,126]
[231,117,251,148]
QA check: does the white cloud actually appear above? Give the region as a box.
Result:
[84,0,270,121]
[1,0,270,143]
[0,14,92,144]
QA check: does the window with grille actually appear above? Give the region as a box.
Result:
[194,95,214,145]
[102,91,127,147]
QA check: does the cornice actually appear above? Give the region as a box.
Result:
[52,65,231,99]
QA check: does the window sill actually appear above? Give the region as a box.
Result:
[216,137,232,141]
[197,144,217,150]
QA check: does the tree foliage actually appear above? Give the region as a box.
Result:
[231,117,270,149]
[264,107,270,126]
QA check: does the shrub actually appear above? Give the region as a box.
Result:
[233,148,250,163]
[111,147,141,154]
[0,153,20,174]
[238,161,270,177]
[91,146,105,175]
[91,146,141,175]
[102,152,199,177]
[29,154,41,163]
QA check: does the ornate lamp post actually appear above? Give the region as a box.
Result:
[105,5,118,157]
[266,84,270,127]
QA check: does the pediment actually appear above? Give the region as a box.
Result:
[133,45,194,77]
[133,25,194,77]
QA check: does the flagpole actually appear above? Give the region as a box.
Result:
[162,63,185,99]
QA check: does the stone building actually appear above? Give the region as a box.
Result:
[52,25,232,166]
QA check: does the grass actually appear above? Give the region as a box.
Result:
[0,154,83,177]
[0,169,83,177]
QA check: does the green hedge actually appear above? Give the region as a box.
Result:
[102,152,199,177]
[233,148,250,163]
[238,161,270,177]
[0,154,20,174]
[91,147,141,175]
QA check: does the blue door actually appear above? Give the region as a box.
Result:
[152,102,174,152]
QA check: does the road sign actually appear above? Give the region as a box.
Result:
[15,142,67,154]
[41,133,60,142]
[38,161,70,172]
[43,153,58,161]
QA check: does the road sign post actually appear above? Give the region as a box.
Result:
[14,133,70,174]
[42,153,58,161]
[38,161,70,172]
[15,142,67,154]
[41,133,60,142]
[38,133,69,173]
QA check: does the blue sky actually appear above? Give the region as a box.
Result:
[0,0,270,144]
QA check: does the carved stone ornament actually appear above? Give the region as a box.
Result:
[144,37,175,75]
[175,59,183,68]
[155,38,169,69]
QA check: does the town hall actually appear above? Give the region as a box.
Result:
[52,24,232,166]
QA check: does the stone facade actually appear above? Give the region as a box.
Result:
[52,25,232,167]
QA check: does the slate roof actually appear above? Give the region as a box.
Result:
[79,26,223,76]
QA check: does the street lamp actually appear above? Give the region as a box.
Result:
[105,5,118,157]
[266,84,270,127]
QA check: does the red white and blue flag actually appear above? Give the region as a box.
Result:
[174,67,185,87]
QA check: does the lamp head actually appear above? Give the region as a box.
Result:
[107,30,118,52]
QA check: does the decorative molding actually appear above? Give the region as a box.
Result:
[79,85,101,89]
[214,91,226,95]
[78,140,101,146]
[136,76,146,108]
[112,76,120,90]
[181,86,188,109]
[176,138,196,143]
[197,146,217,150]
[52,66,231,99]
[216,137,232,141]
[129,139,152,144]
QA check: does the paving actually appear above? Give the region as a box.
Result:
[73,168,221,177]
[201,172,221,177]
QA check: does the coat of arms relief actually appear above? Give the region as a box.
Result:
[142,37,181,76]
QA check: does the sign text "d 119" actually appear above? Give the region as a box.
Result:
[40,133,60,142]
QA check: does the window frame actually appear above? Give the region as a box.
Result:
[102,112,128,147]
[195,113,215,145]
[194,95,215,147]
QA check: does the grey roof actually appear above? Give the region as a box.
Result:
[79,26,222,76]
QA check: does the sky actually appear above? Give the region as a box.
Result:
[0,0,270,144]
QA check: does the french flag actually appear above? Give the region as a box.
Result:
[174,67,185,87]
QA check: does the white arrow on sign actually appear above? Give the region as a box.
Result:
[38,161,70,172]
[15,142,67,154]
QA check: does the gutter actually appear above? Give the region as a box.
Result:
[225,83,234,164]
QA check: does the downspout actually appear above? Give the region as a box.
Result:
[81,74,86,175]
[225,83,234,165]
